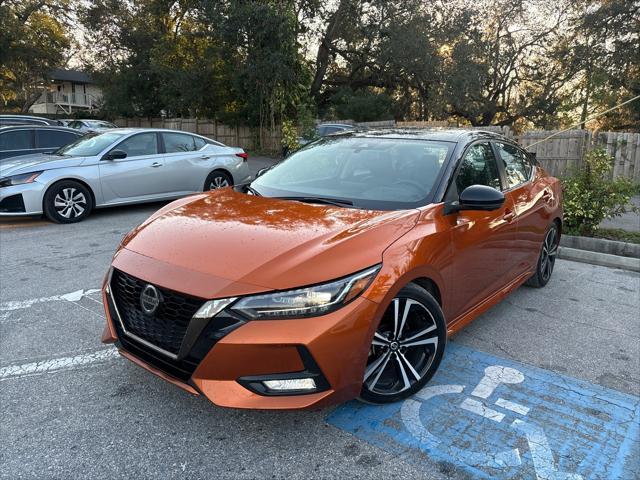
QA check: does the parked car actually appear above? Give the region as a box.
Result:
[67,119,117,132]
[58,119,75,127]
[0,128,250,221]
[284,122,357,156]
[0,115,61,126]
[0,126,82,161]
[100,129,562,410]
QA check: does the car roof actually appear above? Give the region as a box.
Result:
[0,125,81,133]
[319,123,355,128]
[73,119,113,122]
[0,115,59,124]
[339,127,511,144]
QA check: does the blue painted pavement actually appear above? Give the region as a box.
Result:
[327,342,639,479]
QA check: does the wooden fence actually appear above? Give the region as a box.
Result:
[114,117,640,180]
[114,117,282,154]
[517,130,640,181]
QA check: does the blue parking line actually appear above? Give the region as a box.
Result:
[327,342,640,480]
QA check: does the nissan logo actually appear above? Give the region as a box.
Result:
[140,284,161,315]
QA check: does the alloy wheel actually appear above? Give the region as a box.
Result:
[540,227,558,282]
[54,187,87,219]
[364,297,440,396]
[209,176,229,189]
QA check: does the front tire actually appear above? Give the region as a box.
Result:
[43,180,93,223]
[359,283,447,404]
[526,223,559,288]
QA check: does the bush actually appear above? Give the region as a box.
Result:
[562,147,638,236]
[281,119,301,153]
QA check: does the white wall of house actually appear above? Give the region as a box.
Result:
[30,80,103,114]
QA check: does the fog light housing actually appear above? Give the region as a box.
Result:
[263,378,317,391]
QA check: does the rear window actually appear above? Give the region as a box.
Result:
[0,129,34,150]
[162,132,197,153]
[36,130,79,149]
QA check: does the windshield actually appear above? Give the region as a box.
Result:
[252,136,454,210]
[55,132,125,156]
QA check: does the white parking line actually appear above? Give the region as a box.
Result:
[0,289,101,311]
[0,348,119,381]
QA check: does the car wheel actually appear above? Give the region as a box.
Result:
[526,223,559,288]
[359,283,447,404]
[204,171,232,191]
[43,180,93,223]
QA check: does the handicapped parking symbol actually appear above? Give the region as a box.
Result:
[401,365,583,480]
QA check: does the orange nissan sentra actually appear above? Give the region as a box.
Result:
[101,129,562,409]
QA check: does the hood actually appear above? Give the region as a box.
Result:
[0,154,86,177]
[122,189,419,291]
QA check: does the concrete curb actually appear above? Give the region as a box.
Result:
[560,235,640,259]
[558,246,640,272]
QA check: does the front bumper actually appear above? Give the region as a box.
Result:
[102,265,382,410]
[0,181,45,216]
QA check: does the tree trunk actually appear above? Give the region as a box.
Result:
[310,0,349,101]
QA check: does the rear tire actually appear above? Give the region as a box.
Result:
[526,223,559,288]
[358,283,447,404]
[204,170,232,191]
[43,180,93,223]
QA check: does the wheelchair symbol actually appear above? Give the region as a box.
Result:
[401,365,583,480]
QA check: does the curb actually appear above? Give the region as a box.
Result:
[560,235,640,259]
[558,246,640,272]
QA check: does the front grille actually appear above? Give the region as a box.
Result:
[110,269,204,355]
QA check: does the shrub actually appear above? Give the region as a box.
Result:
[562,147,638,236]
[281,119,300,153]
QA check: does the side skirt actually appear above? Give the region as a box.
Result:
[446,269,534,336]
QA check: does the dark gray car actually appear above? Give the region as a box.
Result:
[0,126,83,161]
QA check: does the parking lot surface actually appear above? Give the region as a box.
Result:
[1,169,638,479]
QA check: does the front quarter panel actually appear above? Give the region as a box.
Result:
[363,203,453,319]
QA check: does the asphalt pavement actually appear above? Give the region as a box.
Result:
[1,159,638,479]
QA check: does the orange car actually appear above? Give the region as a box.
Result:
[101,129,562,409]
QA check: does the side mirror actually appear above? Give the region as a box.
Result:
[104,149,127,160]
[459,185,505,211]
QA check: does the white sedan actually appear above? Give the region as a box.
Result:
[0,128,251,223]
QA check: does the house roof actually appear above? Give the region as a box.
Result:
[48,69,94,84]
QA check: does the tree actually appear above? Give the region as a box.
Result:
[0,0,72,112]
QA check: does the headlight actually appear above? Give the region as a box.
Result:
[0,171,43,188]
[230,265,380,319]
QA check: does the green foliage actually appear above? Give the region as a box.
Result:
[0,0,71,112]
[594,228,640,245]
[562,148,638,236]
[281,119,301,152]
[327,89,393,122]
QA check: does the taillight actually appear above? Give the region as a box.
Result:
[235,152,248,162]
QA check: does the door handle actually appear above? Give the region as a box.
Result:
[503,209,516,222]
[200,155,210,160]
[151,162,162,168]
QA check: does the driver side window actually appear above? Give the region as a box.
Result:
[115,133,158,157]
[454,143,501,195]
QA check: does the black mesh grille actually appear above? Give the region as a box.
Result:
[111,269,204,355]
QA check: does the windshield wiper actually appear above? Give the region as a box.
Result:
[275,196,355,207]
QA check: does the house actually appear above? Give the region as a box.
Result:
[29,69,103,115]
